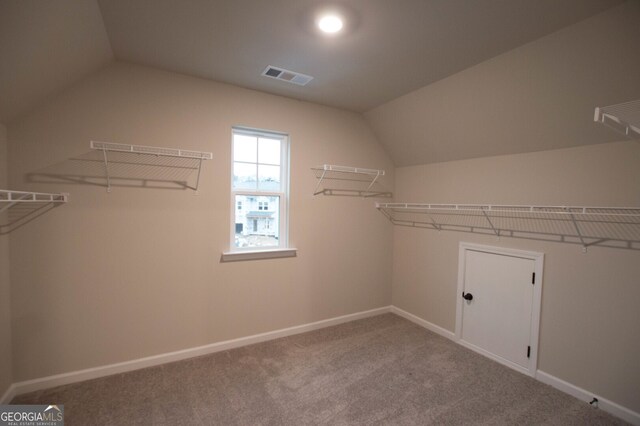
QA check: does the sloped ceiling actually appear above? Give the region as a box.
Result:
[365,1,640,166]
[96,0,623,113]
[0,0,113,124]
[1,0,635,166]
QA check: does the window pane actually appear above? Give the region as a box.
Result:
[233,134,257,163]
[233,162,257,190]
[234,195,280,249]
[258,165,281,191]
[258,138,281,165]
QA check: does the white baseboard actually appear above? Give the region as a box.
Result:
[536,370,640,426]
[3,306,392,403]
[390,304,639,426]
[390,305,456,340]
[4,304,638,426]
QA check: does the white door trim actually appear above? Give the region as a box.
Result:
[455,242,544,377]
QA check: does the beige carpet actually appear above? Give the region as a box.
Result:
[12,313,628,425]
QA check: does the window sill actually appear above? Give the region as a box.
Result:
[220,248,297,262]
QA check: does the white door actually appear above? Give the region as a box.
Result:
[459,248,537,373]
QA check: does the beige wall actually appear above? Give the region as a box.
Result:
[7,62,394,382]
[368,2,640,413]
[392,141,640,413]
[0,122,12,397]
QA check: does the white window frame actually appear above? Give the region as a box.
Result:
[224,126,293,261]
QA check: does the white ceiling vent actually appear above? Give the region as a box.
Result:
[262,66,313,86]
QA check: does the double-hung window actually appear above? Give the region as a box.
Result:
[229,127,290,255]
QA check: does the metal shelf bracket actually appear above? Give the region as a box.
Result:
[0,189,69,234]
[376,202,640,252]
[594,100,640,140]
[311,164,392,198]
[90,141,212,193]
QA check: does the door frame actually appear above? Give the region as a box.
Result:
[455,242,544,377]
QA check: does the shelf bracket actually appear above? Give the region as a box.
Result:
[594,101,640,141]
[0,193,32,214]
[366,170,381,192]
[583,238,608,249]
[481,209,500,237]
[376,202,640,251]
[566,208,587,252]
[313,169,328,195]
[194,156,203,194]
[101,146,112,193]
[428,215,442,232]
[311,165,389,197]
[90,141,213,193]
[1,190,68,234]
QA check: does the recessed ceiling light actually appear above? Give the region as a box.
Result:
[318,14,343,34]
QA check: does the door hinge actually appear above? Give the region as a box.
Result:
[527,346,531,358]
[531,272,535,285]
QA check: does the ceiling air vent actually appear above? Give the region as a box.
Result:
[262,66,313,86]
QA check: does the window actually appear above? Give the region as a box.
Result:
[230,127,289,252]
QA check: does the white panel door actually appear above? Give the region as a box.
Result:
[461,249,535,369]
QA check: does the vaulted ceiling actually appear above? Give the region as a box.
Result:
[0,0,113,124]
[1,0,637,165]
[366,1,640,165]
[96,0,623,113]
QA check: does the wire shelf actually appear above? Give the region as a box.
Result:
[376,203,640,251]
[90,141,213,192]
[0,189,68,234]
[311,164,392,198]
[594,100,640,140]
[90,141,213,159]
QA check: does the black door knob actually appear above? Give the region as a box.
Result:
[462,292,473,301]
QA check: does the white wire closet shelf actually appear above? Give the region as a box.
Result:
[377,203,640,252]
[0,189,68,234]
[312,164,392,197]
[594,99,640,140]
[90,141,213,193]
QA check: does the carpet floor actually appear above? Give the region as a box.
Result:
[12,313,628,425]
